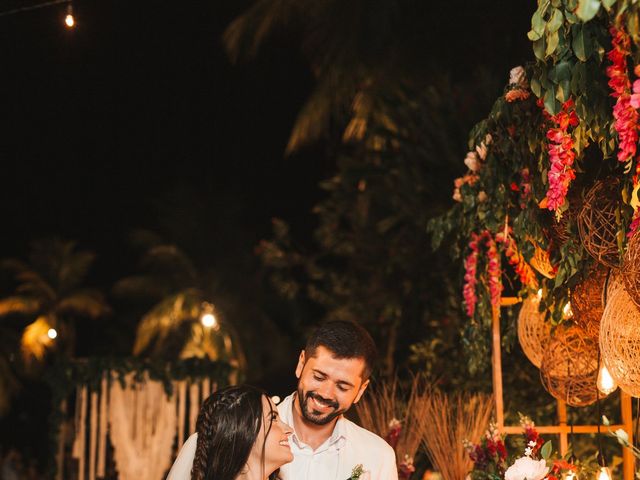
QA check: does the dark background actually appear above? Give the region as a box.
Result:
[0,0,534,470]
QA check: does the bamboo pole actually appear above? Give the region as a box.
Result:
[56,399,67,480]
[491,306,504,429]
[621,392,635,480]
[557,400,568,456]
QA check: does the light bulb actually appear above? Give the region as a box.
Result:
[65,4,75,27]
[597,364,618,395]
[201,313,216,328]
[536,289,543,300]
[597,466,612,480]
[563,301,573,319]
[47,328,58,340]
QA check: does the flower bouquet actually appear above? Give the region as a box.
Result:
[465,415,577,480]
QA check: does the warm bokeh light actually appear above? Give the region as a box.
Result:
[563,301,573,319]
[65,4,75,27]
[597,364,617,395]
[47,328,58,339]
[597,467,611,480]
[536,288,543,300]
[201,313,216,328]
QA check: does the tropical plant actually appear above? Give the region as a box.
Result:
[113,229,246,370]
[0,238,109,363]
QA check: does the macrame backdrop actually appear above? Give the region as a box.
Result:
[70,372,217,480]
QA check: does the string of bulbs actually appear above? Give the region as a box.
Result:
[0,0,76,28]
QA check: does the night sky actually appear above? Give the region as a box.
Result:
[1,0,330,289]
[0,0,537,465]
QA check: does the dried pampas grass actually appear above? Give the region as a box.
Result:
[418,391,494,480]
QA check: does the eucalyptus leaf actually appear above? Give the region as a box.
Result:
[546,31,560,56]
[572,24,590,61]
[576,0,601,21]
[601,0,615,9]
[528,29,543,41]
[544,88,560,115]
[547,8,564,33]
[531,77,542,97]
[533,37,546,60]
[532,9,546,35]
[541,440,553,459]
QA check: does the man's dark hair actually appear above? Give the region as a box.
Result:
[305,320,377,380]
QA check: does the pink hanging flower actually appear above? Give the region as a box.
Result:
[606,26,640,163]
[485,233,503,310]
[463,233,481,317]
[544,100,578,212]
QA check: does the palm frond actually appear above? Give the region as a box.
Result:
[223,0,302,62]
[0,296,40,318]
[112,275,173,300]
[15,270,57,302]
[128,228,165,250]
[57,289,110,319]
[132,288,203,356]
[20,316,55,364]
[140,245,198,282]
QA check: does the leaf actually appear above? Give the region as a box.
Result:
[531,9,546,35]
[544,88,561,115]
[531,77,542,97]
[533,37,546,61]
[572,24,590,61]
[576,0,601,21]
[541,440,553,460]
[546,31,560,56]
[547,8,564,33]
[528,29,543,41]
[601,0,616,9]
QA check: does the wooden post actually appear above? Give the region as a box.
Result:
[56,399,67,480]
[621,392,635,480]
[557,400,568,456]
[491,306,504,429]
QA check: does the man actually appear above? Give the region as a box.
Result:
[167,320,398,480]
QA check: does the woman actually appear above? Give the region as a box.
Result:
[167,385,293,480]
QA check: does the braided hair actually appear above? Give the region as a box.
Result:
[191,385,280,480]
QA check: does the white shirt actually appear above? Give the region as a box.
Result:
[166,392,398,480]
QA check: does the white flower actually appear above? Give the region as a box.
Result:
[528,440,537,447]
[524,447,533,457]
[505,457,549,480]
[452,188,462,202]
[615,428,629,443]
[509,66,528,88]
[464,151,480,172]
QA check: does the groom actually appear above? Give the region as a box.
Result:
[167,320,397,479]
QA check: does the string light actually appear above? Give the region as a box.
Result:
[47,328,58,340]
[64,3,74,27]
[597,363,618,395]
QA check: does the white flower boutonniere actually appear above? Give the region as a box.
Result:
[347,464,365,480]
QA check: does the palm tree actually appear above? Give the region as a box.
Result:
[0,238,109,364]
[113,229,246,370]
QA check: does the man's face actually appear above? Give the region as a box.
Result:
[295,345,369,425]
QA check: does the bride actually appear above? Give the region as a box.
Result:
[167,385,293,480]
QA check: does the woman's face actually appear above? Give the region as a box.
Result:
[248,395,293,476]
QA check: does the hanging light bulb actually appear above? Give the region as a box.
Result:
[597,363,618,395]
[64,3,75,28]
[597,466,612,480]
[47,328,58,340]
[536,288,543,301]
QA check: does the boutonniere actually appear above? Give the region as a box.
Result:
[347,464,364,480]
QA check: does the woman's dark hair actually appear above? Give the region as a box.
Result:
[191,385,279,480]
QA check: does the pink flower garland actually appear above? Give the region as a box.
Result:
[463,233,481,317]
[544,99,578,212]
[606,26,640,163]
[463,231,503,319]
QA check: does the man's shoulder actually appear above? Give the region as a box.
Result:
[342,417,394,455]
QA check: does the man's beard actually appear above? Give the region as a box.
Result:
[297,387,349,425]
